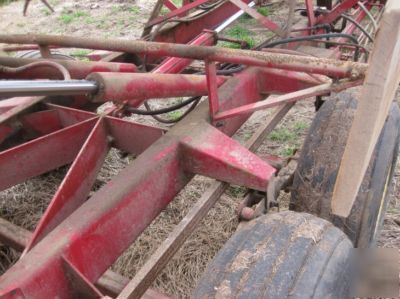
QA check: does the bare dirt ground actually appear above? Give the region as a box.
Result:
[0,1,399,298]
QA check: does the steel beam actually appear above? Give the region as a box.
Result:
[0,118,96,191]
[0,217,170,298]
[25,118,110,251]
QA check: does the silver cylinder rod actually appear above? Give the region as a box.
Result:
[0,80,98,98]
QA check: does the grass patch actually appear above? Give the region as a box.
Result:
[269,128,296,142]
[227,186,247,198]
[0,0,14,6]
[167,110,183,121]
[257,7,270,16]
[59,10,90,25]
[70,49,91,57]
[130,6,140,14]
[293,121,309,131]
[269,120,310,157]
[223,25,256,49]
[282,146,296,157]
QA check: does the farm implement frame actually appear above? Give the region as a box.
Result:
[0,0,399,298]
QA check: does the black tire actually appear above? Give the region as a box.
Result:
[290,92,400,247]
[192,211,353,299]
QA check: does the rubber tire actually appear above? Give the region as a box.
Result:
[192,211,353,299]
[290,92,400,247]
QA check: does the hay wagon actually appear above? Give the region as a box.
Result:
[0,0,399,297]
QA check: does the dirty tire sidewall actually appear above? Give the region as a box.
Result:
[290,93,400,247]
[192,211,353,299]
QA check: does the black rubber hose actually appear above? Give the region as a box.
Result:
[259,33,361,61]
[341,14,373,42]
[145,97,201,124]
[260,33,358,48]
[125,96,201,116]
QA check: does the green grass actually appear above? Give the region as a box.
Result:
[73,10,89,17]
[70,49,91,57]
[167,110,183,121]
[0,0,14,6]
[60,14,74,24]
[130,6,140,14]
[111,5,122,13]
[282,146,296,157]
[171,0,182,5]
[227,186,247,198]
[84,16,96,24]
[59,10,90,25]
[223,25,256,49]
[269,120,310,157]
[257,7,270,17]
[293,121,309,131]
[269,128,296,142]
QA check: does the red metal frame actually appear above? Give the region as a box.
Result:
[0,0,382,297]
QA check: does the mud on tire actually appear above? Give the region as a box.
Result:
[290,93,400,247]
[192,211,353,299]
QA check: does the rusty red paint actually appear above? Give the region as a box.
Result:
[180,123,276,191]
[25,118,110,251]
[0,118,96,191]
[19,110,62,135]
[0,1,377,297]
[0,66,276,297]
[146,0,213,28]
[0,35,368,78]
[88,72,226,107]
[0,56,137,80]
[153,30,216,74]
[305,0,316,27]
[0,125,13,144]
[163,0,178,11]
[153,1,251,45]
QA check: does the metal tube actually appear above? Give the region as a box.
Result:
[0,56,137,80]
[87,72,225,106]
[0,34,369,78]
[0,80,97,98]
